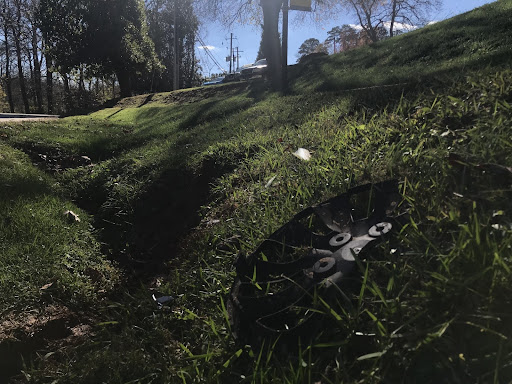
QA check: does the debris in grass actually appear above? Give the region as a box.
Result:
[228,180,403,343]
[265,175,277,188]
[63,210,81,223]
[80,156,92,165]
[40,283,53,290]
[152,294,174,309]
[293,148,312,161]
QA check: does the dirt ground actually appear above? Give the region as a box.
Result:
[0,305,94,382]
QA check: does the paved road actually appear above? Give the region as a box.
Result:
[0,113,60,122]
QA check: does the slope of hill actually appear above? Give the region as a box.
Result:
[1,1,511,382]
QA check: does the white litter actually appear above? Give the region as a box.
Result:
[293,148,311,161]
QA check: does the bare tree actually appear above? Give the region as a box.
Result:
[27,0,43,112]
[10,0,30,112]
[345,0,386,43]
[387,0,440,37]
[343,0,440,41]
[1,0,15,112]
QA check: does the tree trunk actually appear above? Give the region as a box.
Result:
[78,65,85,93]
[62,73,73,113]
[260,0,282,90]
[12,2,30,113]
[13,30,30,113]
[389,0,397,37]
[27,48,38,108]
[31,24,43,112]
[3,24,14,113]
[116,69,131,98]
[45,53,53,114]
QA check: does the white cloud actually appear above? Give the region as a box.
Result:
[198,45,216,50]
[348,24,363,31]
[427,20,439,25]
[383,21,417,31]
[347,22,417,33]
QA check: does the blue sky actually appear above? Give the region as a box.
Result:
[196,0,497,76]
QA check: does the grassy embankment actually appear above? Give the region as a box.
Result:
[1,1,512,382]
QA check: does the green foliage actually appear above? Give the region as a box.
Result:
[38,0,161,96]
[297,38,322,59]
[145,0,200,90]
[0,86,9,112]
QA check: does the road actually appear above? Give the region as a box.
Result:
[0,113,60,122]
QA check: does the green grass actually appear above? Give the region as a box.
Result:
[1,1,512,382]
[0,143,119,312]
[290,0,512,93]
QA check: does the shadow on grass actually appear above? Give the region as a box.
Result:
[0,175,51,200]
[95,156,235,278]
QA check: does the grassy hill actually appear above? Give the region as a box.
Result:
[1,1,512,382]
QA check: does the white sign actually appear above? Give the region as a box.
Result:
[290,0,311,11]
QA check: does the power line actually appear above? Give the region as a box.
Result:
[196,45,214,76]
[197,35,224,71]
[197,35,226,74]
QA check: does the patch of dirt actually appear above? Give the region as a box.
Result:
[0,305,94,382]
[113,82,250,109]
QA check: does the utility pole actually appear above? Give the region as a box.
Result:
[229,32,233,73]
[282,0,289,91]
[282,0,311,90]
[236,47,241,70]
[173,0,179,90]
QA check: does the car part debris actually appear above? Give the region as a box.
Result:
[227,180,402,343]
